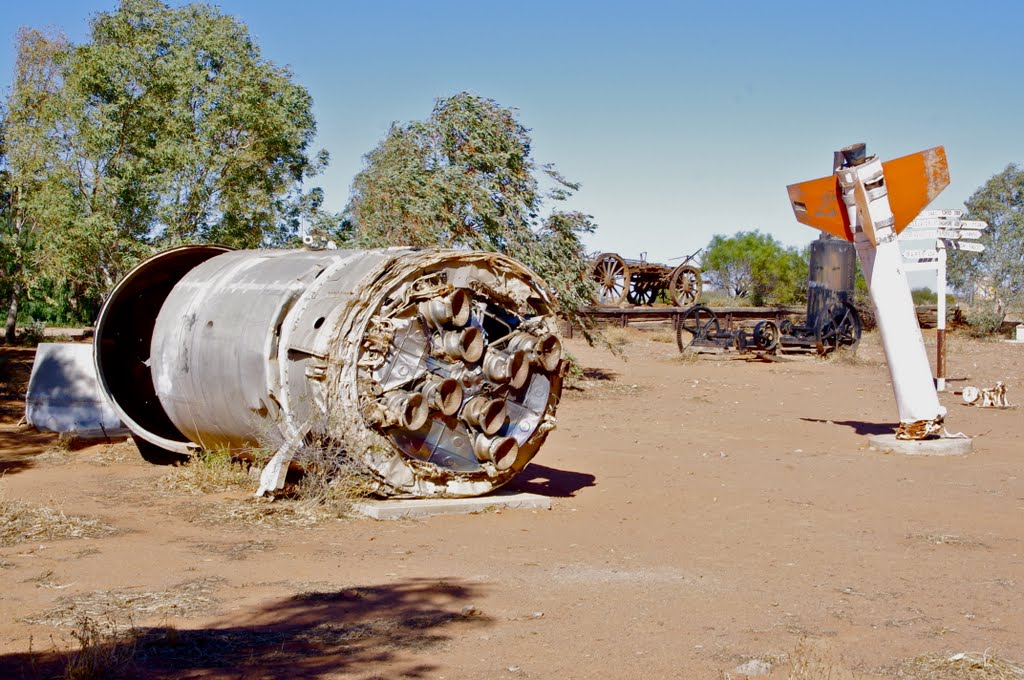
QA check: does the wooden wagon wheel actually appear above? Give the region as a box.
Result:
[668,264,703,307]
[591,253,631,305]
[627,280,660,306]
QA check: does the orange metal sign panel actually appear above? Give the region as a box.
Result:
[786,146,949,242]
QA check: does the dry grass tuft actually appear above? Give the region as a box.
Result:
[788,638,859,679]
[895,651,1024,679]
[672,348,702,364]
[34,446,75,466]
[179,497,320,529]
[160,448,256,495]
[60,615,138,680]
[601,326,634,349]
[908,532,989,549]
[150,437,374,529]
[647,330,676,344]
[88,441,144,467]
[24,577,224,630]
[822,347,868,366]
[189,540,274,561]
[0,493,116,547]
[285,443,377,517]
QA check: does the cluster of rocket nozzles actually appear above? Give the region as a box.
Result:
[365,286,561,472]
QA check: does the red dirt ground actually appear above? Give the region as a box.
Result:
[0,327,1021,679]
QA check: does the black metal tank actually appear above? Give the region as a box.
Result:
[806,235,856,328]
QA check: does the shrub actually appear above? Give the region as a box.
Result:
[965,304,1006,338]
[19,319,47,346]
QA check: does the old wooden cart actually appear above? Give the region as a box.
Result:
[591,251,702,307]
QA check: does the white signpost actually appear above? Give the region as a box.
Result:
[899,210,986,390]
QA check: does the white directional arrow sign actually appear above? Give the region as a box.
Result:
[903,228,982,240]
[898,209,986,393]
[907,218,965,229]
[917,209,963,219]
[944,240,985,252]
[904,218,988,230]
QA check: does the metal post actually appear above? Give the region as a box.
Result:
[936,240,947,391]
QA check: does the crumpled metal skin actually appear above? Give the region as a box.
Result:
[95,246,564,498]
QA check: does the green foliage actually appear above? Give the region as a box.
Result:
[908,287,956,308]
[948,164,1024,320]
[0,27,69,342]
[911,287,937,305]
[19,319,47,346]
[964,303,1006,338]
[1,0,330,335]
[701,230,807,306]
[345,92,597,332]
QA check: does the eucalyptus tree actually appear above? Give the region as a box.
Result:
[2,0,328,334]
[0,28,70,342]
[346,92,596,322]
[948,164,1024,320]
[702,230,807,306]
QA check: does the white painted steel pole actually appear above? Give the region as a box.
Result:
[837,151,946,437]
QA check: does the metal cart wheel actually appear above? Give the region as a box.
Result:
[753,320,781,352]
[627,280,660,306]
[676,304,720,352]
[814,301,862,355]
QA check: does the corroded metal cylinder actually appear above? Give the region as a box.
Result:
[95,246,564,497]
[806,235,856,328]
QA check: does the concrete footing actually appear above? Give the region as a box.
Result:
[868,433,973,456]
[352,491,551,520]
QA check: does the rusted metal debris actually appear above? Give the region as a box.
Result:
[962,383,1011,408]
[895,418,945,441]
[675,236,861,356]
[94,246,564,498]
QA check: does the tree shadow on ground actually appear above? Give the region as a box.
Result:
[563,367,618,392]
[0,429,57,476]
[800,417,897,436]
[508,463,596,497]
[0,456,35,476]
[0,578,490,679]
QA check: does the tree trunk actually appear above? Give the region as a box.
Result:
[4,281,22,344]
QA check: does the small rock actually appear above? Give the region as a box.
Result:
[461,604,480,617]
[734,659,771,676]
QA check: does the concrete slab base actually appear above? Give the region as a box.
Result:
[868,433,973,456]
[352,491,551,520]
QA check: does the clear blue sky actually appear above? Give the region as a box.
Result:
[3,1,1022,263]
